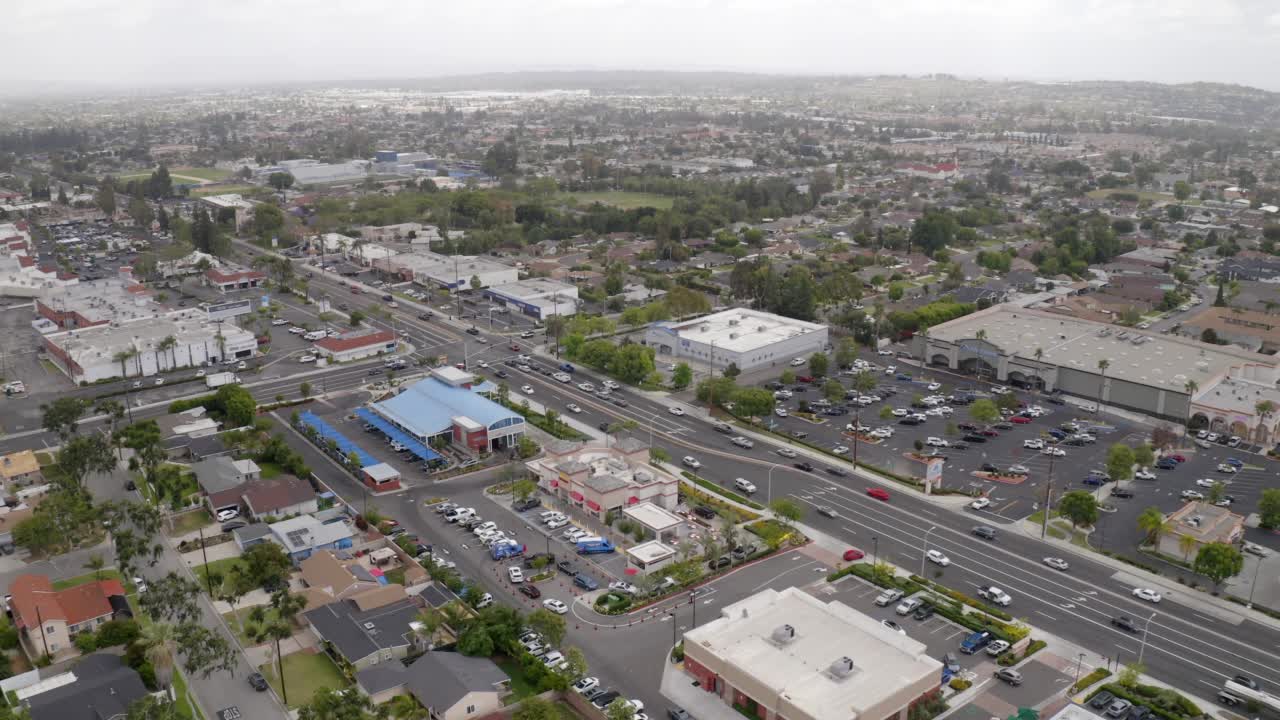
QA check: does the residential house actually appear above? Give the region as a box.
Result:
[269,514,355,563]
[299,550,381,607]
[9,575,128,660]
[304,591,422,670]
[21,653,149,720]
[193,456,260,516]
[241,474,318,520]
[232,523,274,551]
[356,650,508,715]
[0,450,42,489]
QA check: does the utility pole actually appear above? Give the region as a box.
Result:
[1041,454,1056,539]
[199,526,212,595]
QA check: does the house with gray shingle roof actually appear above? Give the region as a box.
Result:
[355,650,508,716]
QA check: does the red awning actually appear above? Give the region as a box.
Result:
[627,496,640,505]
[586,500,601,511]
[569,491,584,502]
[549,480,559,488]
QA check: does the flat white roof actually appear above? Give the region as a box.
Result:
[49,313,256,366]
[651,308,826,354]
[686,587,940,720]
[363,463,400,481]
[396,251,515,281]
[489,278,577,300]
[626,540,677,563]
[623,502,684,531]
[928,305,1279,391]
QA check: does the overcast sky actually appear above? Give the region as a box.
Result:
[9,0,1280,96]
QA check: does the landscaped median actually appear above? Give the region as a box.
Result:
[679,471,764,511]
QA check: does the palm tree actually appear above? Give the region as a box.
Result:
[1096,358,1110,413]
[156,335,177,371]
[1179,534,1197,563]
[84,553,106,581]
[113,350,133,379]
[1033,347,1045,390]
[1137,507,1166,546]
[722,523,740,563]
[141,622,177,692]
[1255,400,1276,444]
[414,607,444,649]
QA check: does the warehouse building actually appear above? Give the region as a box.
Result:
[42,314,258,384]
[35,277,155,330]
[682,587,941,720]
[916,305,1280,423]
[484,278,578,320]
[391,251,518,291]
[642,308,828,372]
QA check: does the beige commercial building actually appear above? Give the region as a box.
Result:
[682,587,941,720]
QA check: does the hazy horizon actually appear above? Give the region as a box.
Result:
[8,0,1280,96]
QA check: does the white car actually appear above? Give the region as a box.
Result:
[884,365,897,375]
[1008,465,1030,475]
[1043,557,1069,571]
[602,380,620,390]
[1217,463,1238,474]
[270,318,288,326]
[1042,447,1066,457]
[566,403,582,413]
[288,326,306,334]
[870,427,893,439]
[1023,439,1044,450]
[1133,588,1162,603]
[475,593,494,609]
[891,408,909,417]
[216,508,239,522]
[1195,478,1219,488]
[986,639,1012,657]
[734,478,758,494]
[521,385,534,394]
[991,386,1011,395]
[196,369,206,377]
[926,437,948,447]
[508,566,525,583]
[775,408,789,418]
[927,382,942,391]
[926,549,950,566]
[790,357,805,367]
[774,390,792,400]
[472,521,497,535]
[543,598,569,614]
[578,382,595,392]
[298,354,316,363]
[1181,489,1204,500]
[552,373,571,383]
[133,576,147,593]
[573,677,600,695]
[682,456,701,470]
[546,518,569,530]
[776,448,798,459]
[608,581,639,595]
[731,436,754,449]
[669,406,686,416]
[970,497,991,511]
[832,445,849,455]
[878,349,894,356]
[1134,468,1157,480]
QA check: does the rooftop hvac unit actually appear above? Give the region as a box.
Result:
[729,333,738,340]
[363,622,376,630]
[771,624,796,644]
[728,319,739,326]
[829,657,856,678]
[758,326,766,332]
[1117,332,1128,340]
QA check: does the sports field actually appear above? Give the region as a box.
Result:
[559,191,674,210]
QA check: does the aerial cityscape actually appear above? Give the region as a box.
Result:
[0,5,1279,720]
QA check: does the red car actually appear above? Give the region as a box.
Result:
[866,487,890,502]
[979,429,1000,437]
[1010,416,1032,424]
[509,343,520,351]
[797,375,815,383]
[843,548,865,562]
[1167,454,1187,463]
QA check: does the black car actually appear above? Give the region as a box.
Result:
[611,398,629,408]
[1112,616,1137,632]
[126,480,136,491]
[418,312,433,320]
[731,544,757,560]
[1046,396,1066,405]
[669,708,692,720]
[708,555,731,569]
[898,417,922,426]
[248,672,269,691]
[794,462,814,472]
[993,422,1013,430]
[766,382,784,390]
[1090,692,1116,710]
[466,327,480,335]
[980,463,998,473]
[518,584,542,599]
[598,422,612,432]
[962,433,988,443]
[972,526,997,540]
[1110,487,1135,499]
[495,370,509,378]
[693,506,717,520]
[957,422,979,431]
[221,520,247,532]
[513,497,541,512]
[913,604,936,621]
[950,442,969,451]
[592,692,621,710]
[557,559,577,574]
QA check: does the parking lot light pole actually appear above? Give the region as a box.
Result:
[1248,555,1264,608]
[1139,612,1157,663]
[1074,653,1086,689]
[920,526,937,578]
[872,536,879,569]
[1040,455,1056,539]
[767,464,782,504]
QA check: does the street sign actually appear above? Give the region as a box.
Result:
[925,458,943,494]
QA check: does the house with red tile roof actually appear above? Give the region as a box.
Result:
[9,575,128,660]
[204,267,266,294]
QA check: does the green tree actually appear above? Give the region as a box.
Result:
[1132,444,1155,469]
[96,180,116,215]
[1058,491,1098,529]
[41,397,88,441]
[512,478,538,503]
[300,687,378,720]
[732,387,776,418]
[1106,444,1136,482]
[824,379,846,404]
[84,553,106,581]
[671,363,693,389]
[252,203,285,240]
[514,698,559,720]
[1173,181,1191,201]
[607,698,637,720]
[808,352,829,378]
[299,381,312,398]
[780,369,796,385]
[267,172,294,191]
[649,447,670,464]
[1259,488,1280,529]
[1193,542,1243,589]
[524,608,567,647]
[213,384,257,427]
[609,344,656,385]
[969,399,999,424]
[888,282,905,301]
[770,498,803,527]
[1136,506,1167,545]
[126,695,182,720]
[835,338,859,368]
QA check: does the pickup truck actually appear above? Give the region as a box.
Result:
[978,586,1012,606]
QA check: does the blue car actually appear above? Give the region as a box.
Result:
[896,373,913,381]
[1225,458,1243,468]
[1155,458,1178,469]
[1083,476,1107,486]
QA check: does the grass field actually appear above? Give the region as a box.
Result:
[190,184,255,197]
[559,191,674,210]
[260,651,347,708]
[115,166,231,184]
[194,556,248,587]
[52,569,124,590]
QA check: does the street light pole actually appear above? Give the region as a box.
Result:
[920,526,937,578]
[872,536,879,569]
[767,464,781,504]
[1248,554,1264,608]
[1041,454,1056,539]
[1139,612,1157,664]
[1074,653,1086,689]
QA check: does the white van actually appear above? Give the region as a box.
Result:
[303,330,327,341]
